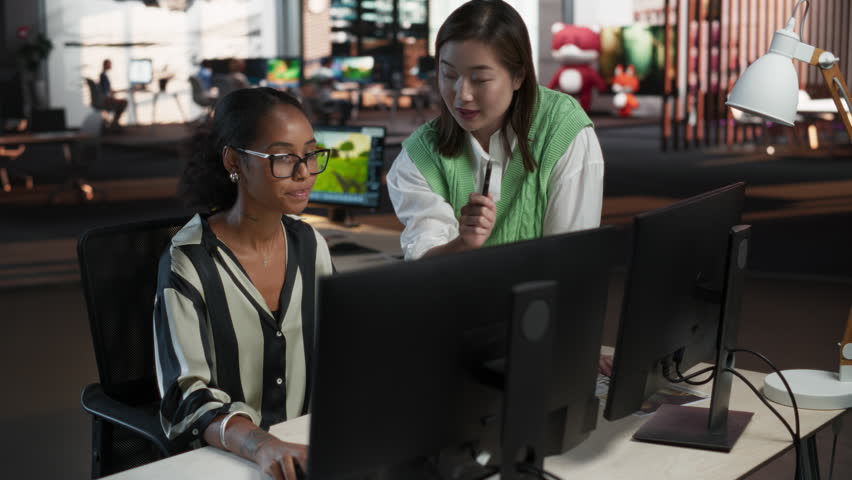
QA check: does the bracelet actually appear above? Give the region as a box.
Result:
[219,411,251,450]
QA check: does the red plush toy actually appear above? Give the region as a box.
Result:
[547,22,607,112]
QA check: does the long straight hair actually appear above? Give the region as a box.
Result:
[435,0,539,171]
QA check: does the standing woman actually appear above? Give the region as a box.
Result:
[387,0,605,260]
[154,87,333,480]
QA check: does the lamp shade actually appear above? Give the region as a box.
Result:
[726,52,800,126]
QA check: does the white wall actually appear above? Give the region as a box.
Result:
[428,0,539,76]
[573,0,635,28]
[45,0,284,127]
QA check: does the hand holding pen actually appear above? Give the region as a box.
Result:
[458,160,496,250]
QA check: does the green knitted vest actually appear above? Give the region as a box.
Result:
[402,85,593,246]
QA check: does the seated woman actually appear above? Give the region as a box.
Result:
[154,87,333,480]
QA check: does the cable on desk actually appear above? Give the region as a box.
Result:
[661,361,715,385]
[516,462,564,480]
[724,367,801,480]
[729,348,801,445]
[674,360,716,385]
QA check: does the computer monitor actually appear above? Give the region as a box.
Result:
[604,182,753,451]
[266,58,301,89]
[243,57,269,85]
[330,56,375,84]
[128,58,153,85]
[308,226,616,479]
[310,125,384,223]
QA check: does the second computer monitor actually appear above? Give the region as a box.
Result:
[310,125,384,210]
[604,182,749,450]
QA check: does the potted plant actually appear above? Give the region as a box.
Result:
[15,25,54,113]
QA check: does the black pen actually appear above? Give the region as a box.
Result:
[481,160,493,196]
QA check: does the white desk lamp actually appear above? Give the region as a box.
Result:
[726,0,852,140]
[726,0,852,410]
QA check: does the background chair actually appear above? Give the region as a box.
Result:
[188,75,216,123]
[78,216,189,478]
[85,78,114,127]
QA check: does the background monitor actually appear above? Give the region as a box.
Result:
[266,58,301,89]
[310,125,384,211]
[604,182,753,451]
[128,58,153,85]
[330,56,375,83]
[242,57,269,85]
[308,226,616,479]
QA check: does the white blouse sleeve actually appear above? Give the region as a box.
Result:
[543,126,605,235]
[387,148,460,260]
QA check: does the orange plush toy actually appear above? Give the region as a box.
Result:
[612,64,639,117]
[547,23,607,112]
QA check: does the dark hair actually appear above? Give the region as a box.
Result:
[435,0,539,171]
[179,87,307,212]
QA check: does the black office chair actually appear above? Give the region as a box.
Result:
[85,78,114,127]
[189,75,216,123]
[78,216,189,478]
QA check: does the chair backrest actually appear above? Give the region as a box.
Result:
[188,75,206,103]
[78,216,189,403]
[85,78,107,110]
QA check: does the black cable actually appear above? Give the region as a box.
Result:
[729,348,801,444]
[674,361,716,385]
[661,360,715,385]
[724,367,801,480]
[516,462,564,480]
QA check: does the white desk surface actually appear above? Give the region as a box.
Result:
[299,213,404,273]
[798,97,849,114]
[104,350,847,479]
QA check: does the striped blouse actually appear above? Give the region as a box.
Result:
[153,214,334,447]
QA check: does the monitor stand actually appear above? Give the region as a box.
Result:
[499,281,558,478]
[633,225,754,452]
[328,206,359,228]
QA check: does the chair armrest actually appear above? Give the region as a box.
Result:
[80,383,177,456]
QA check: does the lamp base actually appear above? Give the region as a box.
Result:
[764,369,852,410]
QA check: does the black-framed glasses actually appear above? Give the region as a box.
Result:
[231,146,331,179]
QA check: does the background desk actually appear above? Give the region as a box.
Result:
[0,131,95,201]
[103,359,847,480]
[300,213,403,272]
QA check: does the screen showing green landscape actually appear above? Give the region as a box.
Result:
[313,132,370,192]
[267,58,301,87]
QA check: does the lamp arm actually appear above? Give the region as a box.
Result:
[808,48,852,143]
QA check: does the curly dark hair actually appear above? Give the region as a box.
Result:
[179,87,307,212]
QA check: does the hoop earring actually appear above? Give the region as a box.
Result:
[229,171,239,183]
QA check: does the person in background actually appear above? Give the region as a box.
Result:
[305,57,353,125]
[154,87,333,480]
[216,57,251,97]
[197,59,214,91]
[384,0,610,374]
[98,59,128,129]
